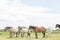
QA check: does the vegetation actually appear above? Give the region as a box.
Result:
[0,30,60,40]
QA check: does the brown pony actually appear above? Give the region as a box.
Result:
[29,25,46,39]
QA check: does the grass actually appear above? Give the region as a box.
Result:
[0,30,60,40]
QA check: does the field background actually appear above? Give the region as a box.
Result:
[0,30,60,40]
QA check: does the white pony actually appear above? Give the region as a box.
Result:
[18,26,31,37]
[4,26,20,38]
[46,26,53,37]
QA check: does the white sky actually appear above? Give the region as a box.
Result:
[0,0,60,30]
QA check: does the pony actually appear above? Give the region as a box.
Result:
[29,25,46,39]
[18,26,31,37]
[46,26,53,37]
[55,24,60,28]
[4,26,21,38]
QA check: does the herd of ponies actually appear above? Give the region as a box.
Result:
[1,24,60,39]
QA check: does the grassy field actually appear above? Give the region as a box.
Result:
[0,30,60,40]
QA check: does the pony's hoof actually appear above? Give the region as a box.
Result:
[43,37,45,38]
[17,37,18,38]
[9,37,12,38]
[21,36,24,37]
[35,37,38,39]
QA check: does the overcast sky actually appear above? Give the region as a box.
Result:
[0,0,60,29]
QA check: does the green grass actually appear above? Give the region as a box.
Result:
[0,30,60,40]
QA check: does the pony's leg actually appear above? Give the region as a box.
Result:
[21,33,24,37]
[16,32,18,37]
[27,32,30,37]
[35,32,38,39]
[17,32,20,37]
[48,31,52,37]
[10,32,12,38]
[42,32,45,38]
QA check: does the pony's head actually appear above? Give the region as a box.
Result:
[18,26,22,30]
[18,26,23,33]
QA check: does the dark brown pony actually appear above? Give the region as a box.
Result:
[29,25,46,38]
